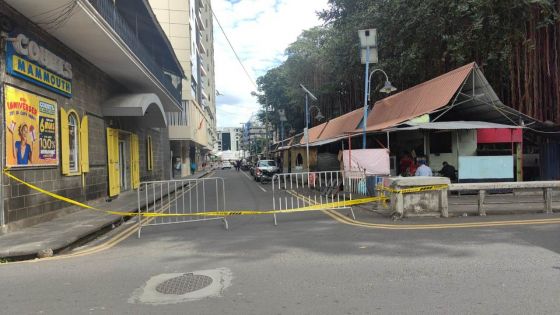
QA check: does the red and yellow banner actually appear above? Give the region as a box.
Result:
[5,85,58,167]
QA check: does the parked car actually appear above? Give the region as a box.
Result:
[221,161,232,169]
[253,160,279,182]
[241,161,251,171]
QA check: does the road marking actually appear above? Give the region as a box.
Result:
[241,170,253,181]
[1,176,210,265]
[287,190,560,230]
[239,170,267,192]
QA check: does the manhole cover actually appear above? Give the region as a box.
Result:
[155,273,213,295]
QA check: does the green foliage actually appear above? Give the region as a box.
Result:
[256,0,559,133]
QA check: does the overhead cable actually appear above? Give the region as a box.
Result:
[211,6,258,90]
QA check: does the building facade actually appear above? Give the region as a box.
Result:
[149,0,217,178]
[241,116,268,158]
[1,0,183,231]
[216,127,241,152]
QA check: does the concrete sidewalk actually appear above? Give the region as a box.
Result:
[0,170,212,260]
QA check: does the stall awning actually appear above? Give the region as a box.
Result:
[102,93,167,128]
[296,135,348,147]
[314,108,363,142]
[359,62,543,133]
[300,122,328,144]
[383,121,522,132]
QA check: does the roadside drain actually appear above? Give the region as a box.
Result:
[129,268,232,305]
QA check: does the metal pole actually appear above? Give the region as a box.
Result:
[362,45,370,149]
[265,97,269,157]
[281,120,284,141]
[305,93,310,171]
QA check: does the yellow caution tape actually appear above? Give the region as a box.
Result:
[377,184,448,194]
[3,169,387,217]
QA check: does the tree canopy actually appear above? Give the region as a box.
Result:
[256,0,560,137]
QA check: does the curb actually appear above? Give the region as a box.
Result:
[0,170,212,261]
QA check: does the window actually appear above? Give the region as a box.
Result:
[68,113,79,173]
[147,135,154,171]
[258,160,276,167]
[61,108,89,175]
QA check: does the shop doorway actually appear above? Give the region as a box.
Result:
[107,128,139,197]
[119,140,128,191]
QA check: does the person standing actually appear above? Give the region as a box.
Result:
[415,160,433,176]
[190,160,196,175]
[440,161,457,181]
[399,151,414,176]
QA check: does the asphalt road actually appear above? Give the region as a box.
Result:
[1,169,560,314]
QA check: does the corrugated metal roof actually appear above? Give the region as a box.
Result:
[364,62,475,131]
[384,121,521,132]
[314,108,364,142]
[300,122,328,144]
[307,135,348,147]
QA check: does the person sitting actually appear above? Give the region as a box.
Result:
[440,161,457,181]
[415,160,433,176]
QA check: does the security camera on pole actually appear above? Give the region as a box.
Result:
[359,29,378,149]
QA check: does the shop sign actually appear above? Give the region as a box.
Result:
[5,85,58,168]
[6,33,72,97]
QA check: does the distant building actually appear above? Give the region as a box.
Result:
[216,127,242,152]
[241,116,268,156]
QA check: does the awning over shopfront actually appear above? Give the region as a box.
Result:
[305,135,348,147]
[316,108,363,142]
[278,62,546,151]
[383,121,522,132]
[300,122,328,144]
[363,62,542,133]
[102,93,167,128]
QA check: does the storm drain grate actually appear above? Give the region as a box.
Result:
[155,273,213,295]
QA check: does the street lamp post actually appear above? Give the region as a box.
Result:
[364,69,397,147]
[300,84,322,172]
[358,29,397,149]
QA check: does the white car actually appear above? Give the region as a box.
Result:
[221,161,232,169]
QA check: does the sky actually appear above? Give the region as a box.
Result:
[213,0,329,128]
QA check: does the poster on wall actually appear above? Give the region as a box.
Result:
[4,85,58,168]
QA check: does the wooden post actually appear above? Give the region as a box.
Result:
[516,142,523,181]
[478,190,486,216]
[544,188,552,214]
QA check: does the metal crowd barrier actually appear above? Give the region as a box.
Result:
[271,170,367,225]
[137,177,228,238]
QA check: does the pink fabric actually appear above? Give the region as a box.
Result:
[343,149,390,175]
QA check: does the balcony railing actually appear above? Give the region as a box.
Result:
[88,0,182,104]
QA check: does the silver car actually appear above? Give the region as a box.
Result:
[254,160,279,182]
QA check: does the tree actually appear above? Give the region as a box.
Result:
[257,0,560,132]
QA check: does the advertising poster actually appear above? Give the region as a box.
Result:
[5,85,58,167]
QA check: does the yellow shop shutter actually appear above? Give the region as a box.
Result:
[131,133,140,189]
[80,115,89,173]
[60,108,69,175]
[106,128,120,197]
